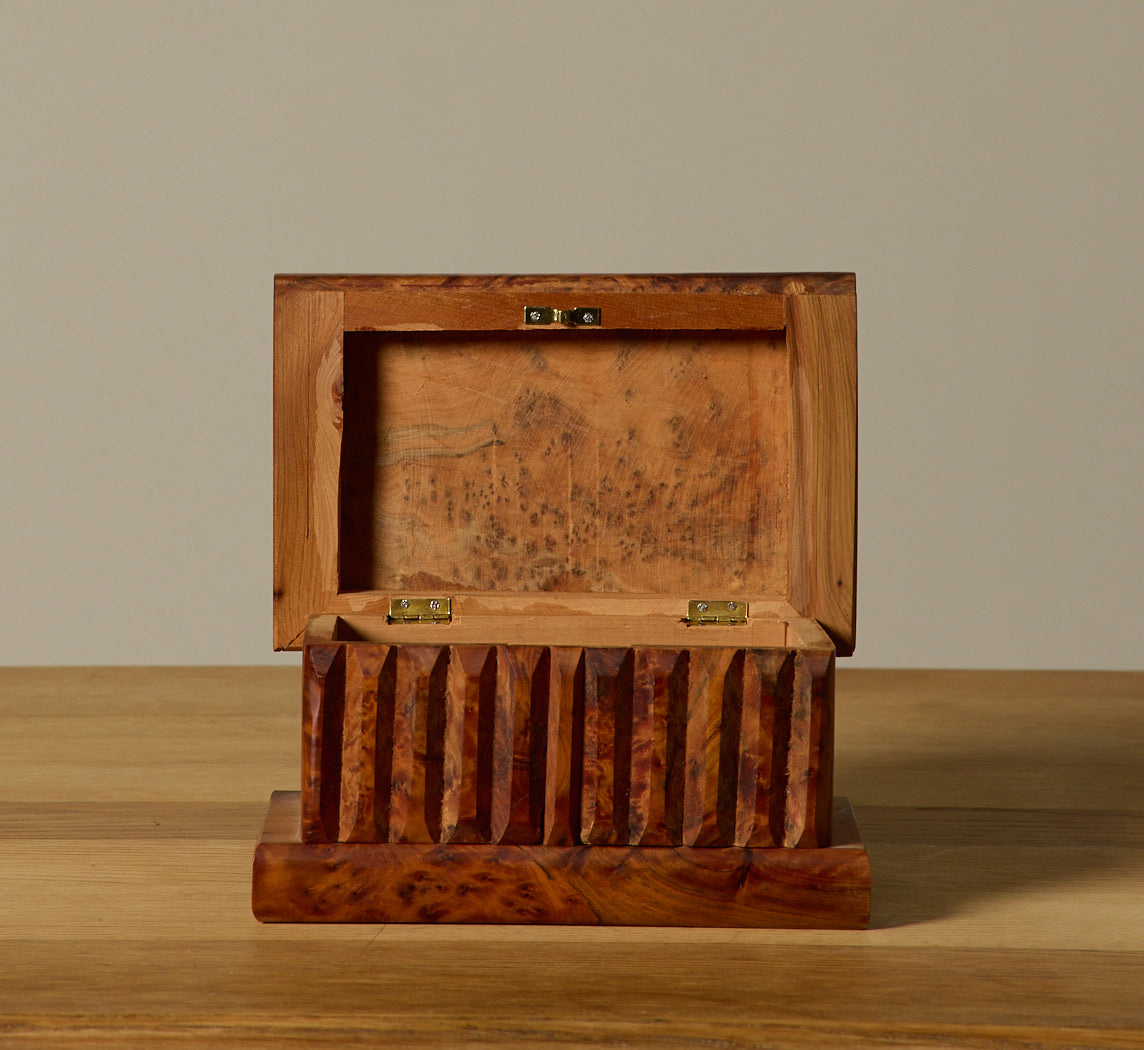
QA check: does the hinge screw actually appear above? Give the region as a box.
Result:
[728,602,737,611]
[696,602,708,613]
[582,312,594,323]
[529,310,542,322]
[428,599,440,611]
[399,599,410,609]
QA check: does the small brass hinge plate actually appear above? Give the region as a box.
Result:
[686,600,748,625]
[524,306,601,326]
[388,597,452,624]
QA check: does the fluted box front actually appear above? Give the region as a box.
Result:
[302,642,834,850]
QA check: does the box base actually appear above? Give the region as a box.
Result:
[252,792,870,928]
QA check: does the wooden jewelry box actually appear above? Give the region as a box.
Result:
[253,273,870,928]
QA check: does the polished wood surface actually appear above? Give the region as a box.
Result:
[253,793,869,927]
[275,635,856,922]
[3,667,1143,1046]
[297,641,834,849]
[342,289,787,332]
[273,274,858,655]
[339,327,792,597]
[272,284,343,650]
[786,292,857,647]
[276,273,857,295]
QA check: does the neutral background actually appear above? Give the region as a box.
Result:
[2,1,1141,669]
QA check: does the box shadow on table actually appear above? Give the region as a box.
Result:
[842,734,1144,929]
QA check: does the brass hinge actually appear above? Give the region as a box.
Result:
[686,600,748,625]
[524,306,601,326]
[388,597,452,624]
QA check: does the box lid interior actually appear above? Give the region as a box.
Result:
[274,274,856,655]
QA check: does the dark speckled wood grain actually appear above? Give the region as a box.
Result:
[338,330,792,597]
[270,274,860,926]
[301,643,833,851]
[254,792,869,927]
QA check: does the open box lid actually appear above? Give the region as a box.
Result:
[273,274,856,655]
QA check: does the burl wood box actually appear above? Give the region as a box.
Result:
[253,274,869,927]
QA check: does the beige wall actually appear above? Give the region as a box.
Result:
[2,2,1141,668]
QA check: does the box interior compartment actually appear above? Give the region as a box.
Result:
[338,328,791,597]
[333,327,810,649]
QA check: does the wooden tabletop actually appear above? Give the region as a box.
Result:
[2,667,1142,1048]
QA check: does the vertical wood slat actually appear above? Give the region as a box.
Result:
[390,646,446,844]
[627,651,656,846]
[802,650,836,848]
[580,650,632,845]
[543,647,583,846]
[301,643,342,843]
[443,646,494,844]
[782,653,814,847]
[338,650,366,841]
[766,652,796,847]
[319,648,347,843]
[301,641,834,849]
[497,645,547,845]
[338,646,385,841]
[632,649,688,845]
[373,648,398,842]
[716,650,760,847]
[683,648,735,847]
[747,650,788,848]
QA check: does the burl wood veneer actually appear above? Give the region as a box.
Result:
[258,274,866,927]
[254,793,870,928]
[298,640,833,850]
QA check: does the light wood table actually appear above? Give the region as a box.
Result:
[2,668,1142,1048]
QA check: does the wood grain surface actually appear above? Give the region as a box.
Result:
[272,286,343,650]
[277,272,857,295]
[4,667,1143,1047]
[252,793,870,926]
[297,642,834,852]
[273,275,858,654]
[343,289,786,332]
[315,608,797,648]
[786,292,858,654]
[338,328,791,596]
